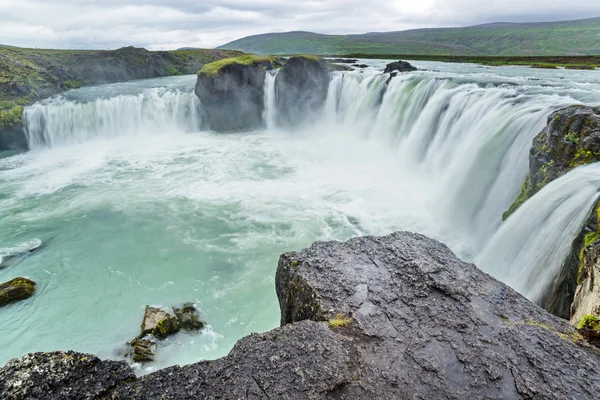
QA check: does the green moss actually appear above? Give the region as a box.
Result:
[198,54,279,77]
[152,316,180,338]
[328,313,353,329]
[565,131,580,144]
[62,80,82,90]
[502,174,533,220]
[0,106,23,127]
[577,315,600,330]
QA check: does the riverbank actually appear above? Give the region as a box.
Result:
[0,46,242,150]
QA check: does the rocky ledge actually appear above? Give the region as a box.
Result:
[2,232,600,399]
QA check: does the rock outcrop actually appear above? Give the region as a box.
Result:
[2,232,600,399]
[274,55,331,128]
[503,105,600,320]
[173,303,204,331]
[0,46,243,151]
[384,60,417,74]
[195,55,282,132]
[0,277,36,307]
[140,306,180,339]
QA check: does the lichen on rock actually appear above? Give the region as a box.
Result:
[140,306,180,339]
[173,303,204,331]
[0,277,36,307]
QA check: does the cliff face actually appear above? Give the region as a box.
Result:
[195,55,282,132]
[503,105,600,320]
[2,232,599,399]
[0,46,242,151]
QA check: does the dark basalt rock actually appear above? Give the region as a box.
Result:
[0,277,36,307]
[274,56,331,128]
[173,303,204,331]
[503,105,600,320]
[0,351,135,399]
[2,232,600,399]
[384,60,417,74]
[195,58,280,132]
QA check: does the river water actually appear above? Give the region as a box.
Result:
[1,59,600,373]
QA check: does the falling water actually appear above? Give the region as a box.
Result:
[477,163,600,302]
[3,61,600,372]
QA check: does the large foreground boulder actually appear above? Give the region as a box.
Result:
[274,55,331,128]
[2,232,600,399]
[0,277,36,307]
[503,105,600,319]
[195,55,282,132]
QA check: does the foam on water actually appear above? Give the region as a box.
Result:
[2,63,600,373]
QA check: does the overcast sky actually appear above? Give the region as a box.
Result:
[0,0,599,50]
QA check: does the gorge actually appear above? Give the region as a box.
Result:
[1,54,600,397]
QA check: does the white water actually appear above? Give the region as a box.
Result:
[2,60,600,372]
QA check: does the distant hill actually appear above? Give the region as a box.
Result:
[219,17,600,56]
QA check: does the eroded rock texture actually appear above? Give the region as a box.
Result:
[2,232,600,399]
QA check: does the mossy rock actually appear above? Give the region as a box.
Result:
[140,306,180,339]
[197,54,283,78]
[503,105,600,220]
[131,339,155,363]
[173,303,204,331]
[0,277,36,307]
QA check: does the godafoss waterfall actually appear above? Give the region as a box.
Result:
[2,57,600,382]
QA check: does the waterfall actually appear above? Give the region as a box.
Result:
[263,71,277,130]
[24,88,203,149]
[477,163,600,302]
[22,68,592,305]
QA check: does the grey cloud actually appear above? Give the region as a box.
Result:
[0,0,598,50]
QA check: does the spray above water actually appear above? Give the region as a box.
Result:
[4,61,600,371]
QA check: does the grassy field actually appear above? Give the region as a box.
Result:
[219,17,600,57]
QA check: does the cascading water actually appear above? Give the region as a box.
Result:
[25,85,203,149]
[477,163,600,302]
[2,61,600,373]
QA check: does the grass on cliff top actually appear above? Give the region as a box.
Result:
[198,54,280,77]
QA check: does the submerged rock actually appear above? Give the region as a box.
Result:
[274,55,331,128]
[384,60,417,74]
[0,277,36,307]
[173,303,204,331]
[140,306,180,339]
[130,339,155,363]
[503,105,600,320]
[195,55,282,132]
[3,232,600,399]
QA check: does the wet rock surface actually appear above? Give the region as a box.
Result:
[173,303,204,331]
[195,57,281,132]
[140,306,180,339]
[503,105,600,319]
[274,56,331,128]
[0,277,36,307]
[384,60,417,74]
[2,232,600,399]
[0,351,134,400]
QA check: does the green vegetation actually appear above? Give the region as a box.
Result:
[198,54,281,77]
[502,175,534,220]
[0,46,242,139]
[328,313,353,329]
[577,314,600,330]
[219,18,600,57]
[565,132,580,145]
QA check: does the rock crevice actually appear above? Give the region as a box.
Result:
[2,232,600,399]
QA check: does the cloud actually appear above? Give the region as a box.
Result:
[0,0,598,50]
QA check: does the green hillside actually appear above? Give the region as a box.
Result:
[219,17,600,56]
